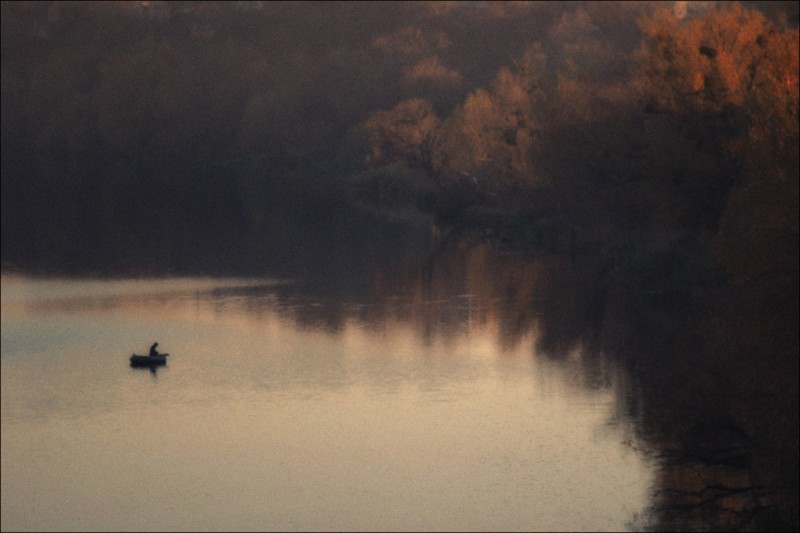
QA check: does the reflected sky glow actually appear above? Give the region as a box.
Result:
[1,275,655,531]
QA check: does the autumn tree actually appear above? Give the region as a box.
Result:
[635,1,798,163]
[432,45,547,196]
[635,10,799,493]
[362,98,441,172]
[712,12,799,300]
[634,2,798,259]
[636,3,795,114]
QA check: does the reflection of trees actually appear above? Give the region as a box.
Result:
[365,233,548,349]
[366,233,610,361]
[189,231,796,530]
[359,234,797,531]
[628,320,798,531]
[640,281,799,531]
[606,284,797,528]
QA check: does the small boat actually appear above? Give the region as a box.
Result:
[130,353,169,366]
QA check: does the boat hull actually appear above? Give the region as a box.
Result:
[130,354,168,366]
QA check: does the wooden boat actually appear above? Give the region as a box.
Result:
[130,353,169,366]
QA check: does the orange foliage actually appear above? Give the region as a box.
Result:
[637,2,798,118]
[362,98,441,171]
[430,45,547,193]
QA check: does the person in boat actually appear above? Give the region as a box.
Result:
[149,342,160,357]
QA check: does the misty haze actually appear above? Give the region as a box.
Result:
[2,2,797,531]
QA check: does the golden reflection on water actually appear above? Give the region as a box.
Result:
[1,266,655,532]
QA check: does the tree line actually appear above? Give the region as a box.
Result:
[0,1,569,272]
[362,2,798,318]
[1,1,797,285]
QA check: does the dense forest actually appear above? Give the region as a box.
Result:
[2,1,796,278]
[2,1,798,529]
[0,0,573,274]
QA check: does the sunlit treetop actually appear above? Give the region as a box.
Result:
[636,2,799,121]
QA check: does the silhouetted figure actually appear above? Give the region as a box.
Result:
[149,342,159,357]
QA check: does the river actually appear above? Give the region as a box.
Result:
[1,235,795,531]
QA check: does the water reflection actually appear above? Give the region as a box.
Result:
[274,232,796,532]
[411,237,797,531]
[1,261,653,531]
[2,234,795,531]
[130,359,166,375]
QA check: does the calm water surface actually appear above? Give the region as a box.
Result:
[1,260,656,531]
